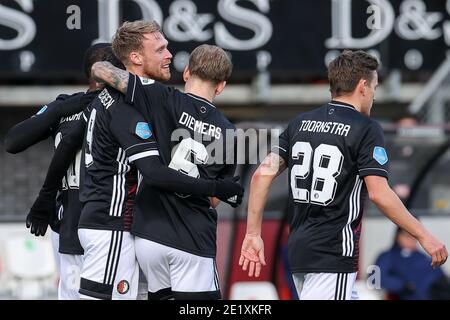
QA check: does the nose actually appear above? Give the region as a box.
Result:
[166,49,173,60]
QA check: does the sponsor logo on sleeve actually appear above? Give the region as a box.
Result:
[36,105,48,115]
[373,146,388,165]
[135,122,152,139]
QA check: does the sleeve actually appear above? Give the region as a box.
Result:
[39,119,86,195]
[124,73,170,117]
[4,92,90,154]
[109,103,219,196]
[357,121,389,179]
[4,96,68,154]
[109,103,160,162]
[271,125,290,162]
[57,91,96,118]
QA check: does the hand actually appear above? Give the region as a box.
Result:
[209,197,220,209]
[239,233,266,277]
[213,176,244,208]
[26,191,56,237]
[418,233,448,268]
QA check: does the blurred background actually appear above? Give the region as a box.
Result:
[1,0,450,300]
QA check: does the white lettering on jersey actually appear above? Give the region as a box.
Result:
[98,88,115,109]
[59,111,82,124]
[179,112,222,139]
[299,120,351,137]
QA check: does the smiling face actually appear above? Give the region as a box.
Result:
[139,32,172,81]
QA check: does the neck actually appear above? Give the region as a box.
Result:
[184,78,215,103]
[126,65,147,78]
[332,96,362,113]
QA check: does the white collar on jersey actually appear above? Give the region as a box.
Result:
[186,93,216,108]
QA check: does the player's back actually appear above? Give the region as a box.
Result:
[79,87,137,232]
[53,92,98,254]
[277,101,388,273]
[127,77,236,257]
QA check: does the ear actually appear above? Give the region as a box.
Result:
[215,81,226,96]
[183,67,190,82]
[129,51,142,66]
[358,79,367,96]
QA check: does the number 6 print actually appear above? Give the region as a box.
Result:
[168,137,209,198]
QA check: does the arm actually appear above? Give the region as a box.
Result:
[91,61,129,94]
[5,92,93,154]
[26,119,86,236]
[239,152,287,277]
[365,175,448,267]
[5,115,54,154]
[41,120,86,194]
[134,157,242,204]
[5,96,68,153]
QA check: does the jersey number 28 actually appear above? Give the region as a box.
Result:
[291,142,343,206]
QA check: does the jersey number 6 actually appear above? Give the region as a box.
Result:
[168,137,209,198]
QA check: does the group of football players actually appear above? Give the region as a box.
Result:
[5,20,448,301]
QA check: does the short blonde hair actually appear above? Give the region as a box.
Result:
[112,20,161,64]
[188,44,232,84]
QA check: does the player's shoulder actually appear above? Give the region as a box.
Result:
[55,91,84,102]
[183,92,236,129]
[95,86,122,108]
[137,76,174,94]
[361,116,384,135]
[216,113,236,131]
[287,104,326,127]
[327,101,380,133]
[212,105,236,130]
[84,87,119,121]
[43,91,85,111]
[60,90,99,111]
[38,92,85,116]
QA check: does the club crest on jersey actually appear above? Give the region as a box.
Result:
[139,76,155,86]
[373,146,388,165]
[117,280,130,295]
[135,122,152,139]
[36,105,47,115]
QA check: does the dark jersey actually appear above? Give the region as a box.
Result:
[25,93,84,235]
[7,90,95,253]
[125,74,236,257]
[51,91,98,254]
[274,101,389,273]
[79,87,159,232]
